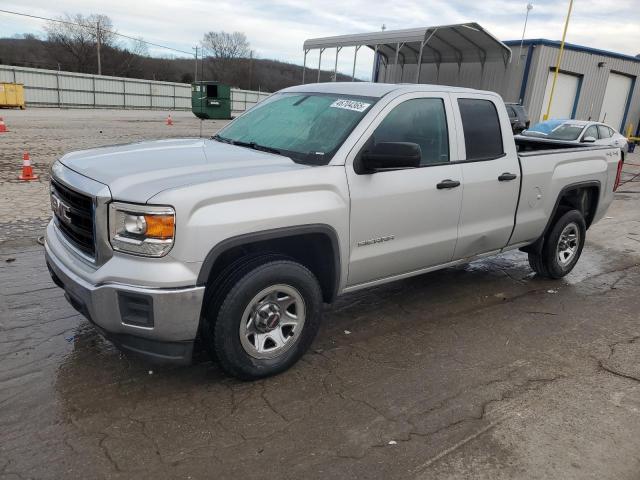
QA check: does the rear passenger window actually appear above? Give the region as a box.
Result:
[597,125,612,139]
[583,125,598,139]
[458,99,504,161]
[372,98,449,165]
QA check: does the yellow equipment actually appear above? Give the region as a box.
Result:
[626,125,639,143]
[0,83,25,109]
[543,0,574,121]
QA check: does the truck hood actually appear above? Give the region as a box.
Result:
[59,138,307,203]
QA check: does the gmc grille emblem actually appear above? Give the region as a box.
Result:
[51,192,72,225]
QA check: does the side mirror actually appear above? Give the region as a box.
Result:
[582,136,596,143]
[356,142,421,174]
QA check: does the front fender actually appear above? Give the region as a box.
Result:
[149,166,350,291]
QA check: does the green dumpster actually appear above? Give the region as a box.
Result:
[191,82,232,120]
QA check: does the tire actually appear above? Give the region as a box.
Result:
[528,209,586,279]
[527,251,550,277]
[203,258,323,380]
[200,253,284,362]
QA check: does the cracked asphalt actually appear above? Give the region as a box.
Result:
[2,109,640,479]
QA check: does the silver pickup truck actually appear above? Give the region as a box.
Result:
[45,83,625,379]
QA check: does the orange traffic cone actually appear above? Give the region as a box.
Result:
[166,114,173,126]
[18,151,38,181]
[0,117,7,133]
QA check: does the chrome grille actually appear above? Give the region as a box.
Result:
[51,178,95,257]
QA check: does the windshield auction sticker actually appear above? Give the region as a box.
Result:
[330,99,371,112]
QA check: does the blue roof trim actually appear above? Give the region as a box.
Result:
[518,43,534,104]
[571,75,583,120]
[504,39,640,64]
[620,75,636,132]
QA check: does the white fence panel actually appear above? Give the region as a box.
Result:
[26,88,58,105]
[151,84,173,96]
[95,78,124,93]
[18,70,58,89]
[60,90,93,105]
[95,92,123,107]
[152,96,174,108]
[125,81,150,95]
[59,75,93,91]
[175,97,191,109]
[0,64,269,113]
[0,69,13,83]
[125,94,151,108]
[230,89,271,113]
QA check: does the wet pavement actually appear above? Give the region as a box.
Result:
[2,109,640,479]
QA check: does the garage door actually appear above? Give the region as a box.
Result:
[600,72,633,131]
[540,71,580,121]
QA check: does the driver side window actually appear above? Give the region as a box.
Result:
[371,98,449,166]
[583,125,598,140]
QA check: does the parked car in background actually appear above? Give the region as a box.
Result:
[505,102,530,134]
[517,119,629,157]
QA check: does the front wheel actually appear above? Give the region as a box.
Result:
[528,209,586,279]
[204,259,323,380]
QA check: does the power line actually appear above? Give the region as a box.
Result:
[0,8,194,57]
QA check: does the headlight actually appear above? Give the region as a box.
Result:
[109,202,175,257]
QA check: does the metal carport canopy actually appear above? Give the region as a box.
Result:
[302,23,512,83]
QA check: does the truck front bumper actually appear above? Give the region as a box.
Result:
[45,238,205,365]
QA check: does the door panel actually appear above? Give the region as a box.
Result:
[345,92,463,287]
[540,71,579,121]
[347,164,463,285]
[450,95,521,259]
[455,158,520,258]
[600,73,632,131]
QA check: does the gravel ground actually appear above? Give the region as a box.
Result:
[0,108,228,241]
[1,108,640,479]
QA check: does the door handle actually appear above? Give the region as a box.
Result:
[498,172,517,181]
[437,179,461,189]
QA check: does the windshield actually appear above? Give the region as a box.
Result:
[214,92,376,165]
[522,120,586,141]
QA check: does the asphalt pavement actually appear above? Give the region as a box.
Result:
[1,109,640,479]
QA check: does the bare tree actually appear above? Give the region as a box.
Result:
[104,38,148,77]
[201,31,251,59]
[44,13,116,73]
[2,34,356,87]
[129,37,149,57]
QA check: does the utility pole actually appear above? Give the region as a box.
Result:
[201,47,205,81]
[248,50,253,90]
[96,19,102,75]
[518,3,534,65]
[543,0,574,120]
[193,46,198,82]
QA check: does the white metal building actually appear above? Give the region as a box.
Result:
[303,27,640,136]
[501,39,640,136]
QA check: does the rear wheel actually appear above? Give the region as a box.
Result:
[528,209,586,279]
[202,258,323,380]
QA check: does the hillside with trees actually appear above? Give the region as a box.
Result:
[0,14,356,92]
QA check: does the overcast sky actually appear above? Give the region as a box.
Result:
[2,0,639,80]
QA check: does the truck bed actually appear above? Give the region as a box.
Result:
[515,135,595,152]
[509,143,620,247]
